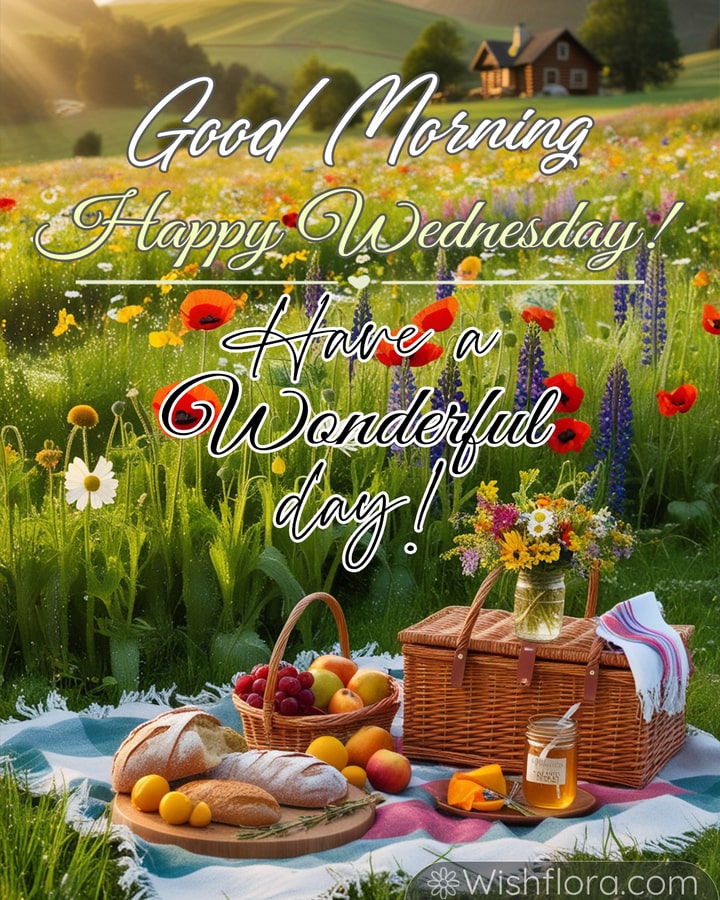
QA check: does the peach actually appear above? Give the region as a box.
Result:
[365,749,412,794]
[309,654,358,686]
[327,688,364,714]
[345,725,395,768]
[346,669,392,706]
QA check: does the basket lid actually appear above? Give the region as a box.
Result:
[398,606,693,670]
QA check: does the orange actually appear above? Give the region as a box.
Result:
[341,765,367,789]
[158,790,194,825]
[309,654,358,686]
[345,725,395,768]
[130,774,171,812]
[189,801,212,828]
[306,735,349,771]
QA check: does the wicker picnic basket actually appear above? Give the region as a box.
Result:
[233,591,401,751]
[398,566,694,788]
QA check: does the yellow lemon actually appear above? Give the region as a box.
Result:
[341,765,367,789]
[305,735,348,771]
[130,774,171,812]
[189,801,212,828]
[158,790,193,825]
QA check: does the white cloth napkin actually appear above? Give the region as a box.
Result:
[595,591,691,722]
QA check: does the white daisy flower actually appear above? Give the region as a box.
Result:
[525,507,555,537]
[65,456,118,511]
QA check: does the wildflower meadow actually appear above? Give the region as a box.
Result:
[0,98,718,712]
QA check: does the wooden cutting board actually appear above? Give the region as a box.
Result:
[111,786,378,859]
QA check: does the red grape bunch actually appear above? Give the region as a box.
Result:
[233,661,322,716]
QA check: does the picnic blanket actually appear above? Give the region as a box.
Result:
[2,653,720,900]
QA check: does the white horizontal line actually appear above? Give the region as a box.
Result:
[76,279,335,286]
[77,278,644,287]
[384,280,644,286]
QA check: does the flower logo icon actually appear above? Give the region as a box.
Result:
[426,865,461,898]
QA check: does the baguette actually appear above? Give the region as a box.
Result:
[180,779,281,826]
[204,749,348,808]
[111,706,247,793]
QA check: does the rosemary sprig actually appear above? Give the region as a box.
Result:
[236,792,383,840]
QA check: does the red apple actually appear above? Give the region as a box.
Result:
[365,749,412,794]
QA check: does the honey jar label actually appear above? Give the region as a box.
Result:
[526,754,567,785]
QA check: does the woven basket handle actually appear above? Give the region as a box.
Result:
[451,565,504,687]
[261,592,351,739]
[451,562,602,688]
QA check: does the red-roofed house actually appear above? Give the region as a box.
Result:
[470,24,601,99]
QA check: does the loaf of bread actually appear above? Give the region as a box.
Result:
[111,706,247,793]
[204,749,348,808]
[180,779,281,826]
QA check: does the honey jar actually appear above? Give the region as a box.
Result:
[523,715,577,809]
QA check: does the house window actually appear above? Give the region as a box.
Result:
[570,68,588,89]
[557,41,569,61]
[543,68,559,85]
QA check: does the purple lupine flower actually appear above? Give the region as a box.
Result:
[513,322,549,412]
[434,248,455,300]
[430,356,468,467]
[304,250,325,324]
[614,262,630,326]
[386,362,417,458]
[592,355,634,516]
[348,287,373,382]
[629,240,648,317]
[641,247,667,365]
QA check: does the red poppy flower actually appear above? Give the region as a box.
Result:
[702,304,720,335]
[0,197,17,211]
[179,289,235,331]
[407,340,444,367]
[656,384,698,417]
[521,306,555,332]
[281,211,298,228]
[411,296,459,334]
[544,372,584,413]
[547,418,592,454]
[375,332,443,367]
[152,382,222,435]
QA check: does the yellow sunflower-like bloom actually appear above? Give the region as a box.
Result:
[499,530,531,570]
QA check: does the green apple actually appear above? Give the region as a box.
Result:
[310,668,344,708]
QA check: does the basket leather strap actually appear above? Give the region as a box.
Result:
[451,565,504,687]
[517,644,537,686]
[584,636,605,702]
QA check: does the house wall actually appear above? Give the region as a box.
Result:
[530,39,599,95]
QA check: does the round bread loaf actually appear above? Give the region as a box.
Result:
[180,779,281,826]
[111,706,247,793]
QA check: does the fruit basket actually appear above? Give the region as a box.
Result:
[232,592,402,751]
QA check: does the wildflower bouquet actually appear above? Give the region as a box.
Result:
[446,468,635,580]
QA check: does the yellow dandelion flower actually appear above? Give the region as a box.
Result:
[67,404,99,428]
[115,304,144,324]
[149,330,184,348]
[4,443,20,465]
[183,262,199,276]
[52,308,81,336]
[455,255,482,283]
[159,271,178,294]
[530,542,561,565]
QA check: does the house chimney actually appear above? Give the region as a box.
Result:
[509,23,529,56]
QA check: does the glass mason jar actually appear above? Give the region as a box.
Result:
[523,715,578,809]
[512,567,566,642]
